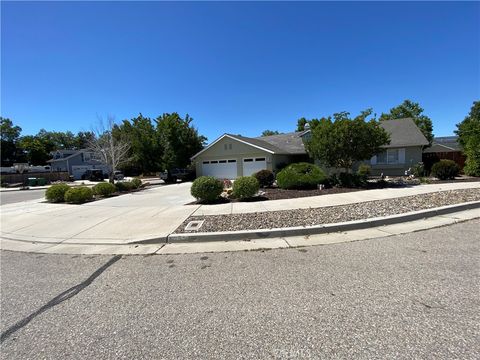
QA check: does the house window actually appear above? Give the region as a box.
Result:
[228,160,236,163]
[387,149,399,164]
[202,161,209,164]
[219,160,227,163]
[374,149,403,165]
[243,158,253,162]
[229,144,232,150]
[255,158,266,162]
[224,143,233,150]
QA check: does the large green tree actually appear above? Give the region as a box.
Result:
[0,117,22,166]
[17,135,52,165]
[456,101,480,176]
[155,113,206,170]
[379,100,434,145]
[113,114,161,174]
[305,110,390,172]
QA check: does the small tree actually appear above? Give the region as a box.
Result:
[88,116,130,183]
[456,101,480,176]
[305,110,390,172]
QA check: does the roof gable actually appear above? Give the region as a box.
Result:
[379,118,429,148]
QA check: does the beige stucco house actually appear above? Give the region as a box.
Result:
[191,118,428,178]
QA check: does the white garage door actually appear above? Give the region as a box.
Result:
[243,157,267,176]
[202,159,237,179]
[72,166,91,180]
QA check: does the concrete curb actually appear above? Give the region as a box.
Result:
[164,201,480,243]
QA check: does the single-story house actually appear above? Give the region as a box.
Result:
[191,118,429,178]
[423,136,465,171]
[47,149,109,180]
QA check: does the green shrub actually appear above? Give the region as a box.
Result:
[276,163,327,189]
[93,182,116,197]
[131,177,143,189]
[45,183,70,203]
[64,186,94,204]
[411,162,425,177]
[253,169,275,188]
[463,137,480,176]
[431,159,459,180]
[232,176,260,199]
[338,172,365,188]
[191,176,224,202]
[115,181,135,192]
[357,164,371,179]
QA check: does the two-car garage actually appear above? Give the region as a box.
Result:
[201,157,267,179]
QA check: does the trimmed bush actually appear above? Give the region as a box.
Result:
[93,182,116,197]
[254,169,275,188]
[131,177,143,189]
[64,186,94,204]
[338,172,365,188]
[276,163,327,189]
[357,164,371,178]
[232,176,260,199]
[45,183,70,203]
[191,176,223,202]
[431,159,459,180]
[115,181,135,192]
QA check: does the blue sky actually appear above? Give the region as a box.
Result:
[2,1,479,142]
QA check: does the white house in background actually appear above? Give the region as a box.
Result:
[47,149,109,179]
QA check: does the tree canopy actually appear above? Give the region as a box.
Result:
[379,100,433,145]
[1,117,22,166]
[456,101,480,176]
[305,110,390,171]
[112,113,207,174]
[261,130,281,137]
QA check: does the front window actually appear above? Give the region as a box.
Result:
[374,149,402,165]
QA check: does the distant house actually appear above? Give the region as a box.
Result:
[191,118,429,178]
[423,136,465,170]
[47,149,108,179]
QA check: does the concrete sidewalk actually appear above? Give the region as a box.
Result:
[1,181,478,253]
[192,182,480,216]
[1,209,478,255]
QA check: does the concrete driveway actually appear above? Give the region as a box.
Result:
[0,182,198,245]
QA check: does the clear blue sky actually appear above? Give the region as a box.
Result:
[2,1,479,142]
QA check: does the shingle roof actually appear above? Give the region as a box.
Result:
[254,132,308,154]
[225,134,287,153]
[192,118,429,159]
[423,136,461,153]
[379,118,429,148]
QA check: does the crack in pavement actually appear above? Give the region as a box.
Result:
[0,255,122,344]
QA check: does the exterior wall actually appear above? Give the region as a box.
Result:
[50,153,109,179]
[194,137,273,177]
[366,146,423,176]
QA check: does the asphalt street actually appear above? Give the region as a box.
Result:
[1,220,479,359]
[0,189,46,205]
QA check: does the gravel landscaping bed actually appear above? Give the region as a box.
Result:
[176,188,480,233]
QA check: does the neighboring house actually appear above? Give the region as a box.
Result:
[47,149,109,180]
[367,118,429,176]
[422,136,465,170]
[191,118,429,178]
